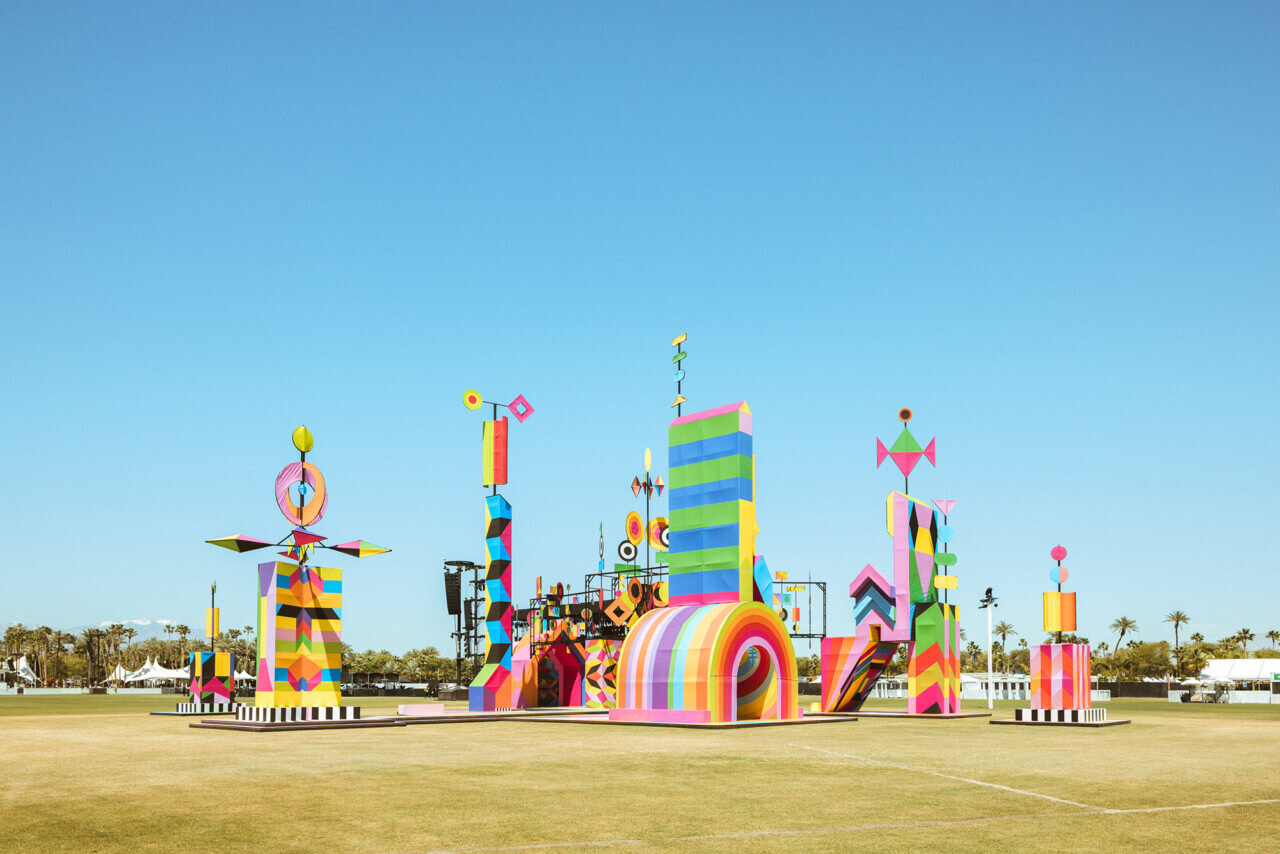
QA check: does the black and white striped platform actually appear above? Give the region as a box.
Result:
[178,702,237,714]
[235,705,360,723]
[1017,707,1107,723]
[991,706,1130,727]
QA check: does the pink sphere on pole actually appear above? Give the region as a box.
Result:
[1050,545,1067,562]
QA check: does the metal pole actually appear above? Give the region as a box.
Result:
[986,604,994,710]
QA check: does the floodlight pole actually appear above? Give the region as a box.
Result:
[987,603,994,710]
[979,589,998,711]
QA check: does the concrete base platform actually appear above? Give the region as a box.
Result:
[396,707,610,725]
[189,716,404,733]
[991,717,1131,728]
[505,713,858,729]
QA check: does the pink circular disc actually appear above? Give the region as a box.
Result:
[1050,545,1067,562]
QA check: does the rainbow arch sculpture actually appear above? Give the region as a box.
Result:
[612,600,798,723]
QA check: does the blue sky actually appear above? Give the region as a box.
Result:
[2,3,1277,658]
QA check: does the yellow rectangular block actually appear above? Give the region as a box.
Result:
[1043,592,1061,632]
[205,608,219,639]
[934,575,958,589]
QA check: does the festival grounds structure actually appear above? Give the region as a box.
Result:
[447,338,983,727]
[178,335,1123,732]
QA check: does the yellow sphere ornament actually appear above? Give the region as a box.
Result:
[292,426,315,453]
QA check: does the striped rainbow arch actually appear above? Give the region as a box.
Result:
[612,600,799,723]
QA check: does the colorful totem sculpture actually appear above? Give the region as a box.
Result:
[820,410,960,715]
[462,389,533,711]
[1014,546,1109,723]
[206,426,389,723]
[187,651,235,709]
[178,583,237,713]
[611,400,800,723]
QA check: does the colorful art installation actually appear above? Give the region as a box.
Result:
[1013,546,1110,724]
[875,408,935,494]
[610,399,799,724]
[511,614,623,709]
[671,333,687,412]
[820,411,960,715]
[206,426,389,723]
[187,651,236,710]
[463,389,533,711]
[665,401,756,606]
[471,495,514,710]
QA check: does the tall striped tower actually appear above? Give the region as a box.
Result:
[666,401,756,606]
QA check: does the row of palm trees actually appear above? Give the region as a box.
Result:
[3,622,259,685]
[976,613,1279,679]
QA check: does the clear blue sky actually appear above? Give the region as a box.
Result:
[3,4,1277,658]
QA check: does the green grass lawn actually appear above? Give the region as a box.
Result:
[2,694,1277,852]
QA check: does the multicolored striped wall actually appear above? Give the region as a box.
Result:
[255,561,342,707]
[189,651,235,705]
[666,402,755,606]
[469,494,514,711]
[819,633,899,713]
[907,602,960,714]
[1030,643,1092,710]
[611,600,798,723]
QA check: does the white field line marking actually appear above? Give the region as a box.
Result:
[1102,799,1280,814]
[413,799,1280,853]
[793,743,1103,810]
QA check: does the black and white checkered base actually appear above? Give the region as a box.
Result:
[176,702,237,714]
[1015,707,1107,723]
[235,705,360,723]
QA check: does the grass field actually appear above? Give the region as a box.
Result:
[2,695,1277,853]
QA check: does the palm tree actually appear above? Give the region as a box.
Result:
[175,624,190,666]
[1238,629,1254,654]
[993,622,1016,674]
[1110,617,1137,678]
[1266,630,1280,649]
[35,626,53,682]
[1165,611,1189,678]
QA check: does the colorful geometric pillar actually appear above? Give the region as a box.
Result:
[188,651,235,705]
[1030,643,1092,710]
[469,494,514,710]
[666,401,755,606]
[254,560,343,708]
[886,492,959,714]
[907,602,960,714]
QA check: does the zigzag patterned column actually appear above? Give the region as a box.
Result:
[907,602,960,714]
[469,494,513,710]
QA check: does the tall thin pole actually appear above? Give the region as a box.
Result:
[986,604,994,711]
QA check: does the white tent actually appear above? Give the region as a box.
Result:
[106,663,128,683]
[1202,659,1280,682]
[14,655,39,684]
[124,657,190,684]
[234,670,254,682]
